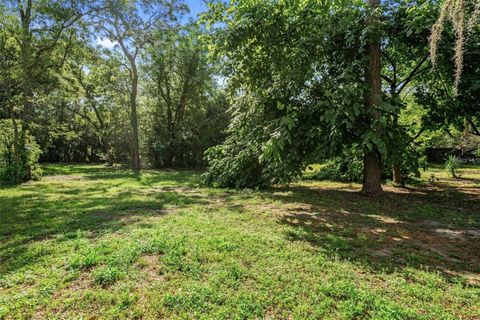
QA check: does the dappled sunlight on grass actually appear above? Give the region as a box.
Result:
[0,164,479,319]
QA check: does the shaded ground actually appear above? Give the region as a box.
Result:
[0,164,479,319]
[270,184,480,283]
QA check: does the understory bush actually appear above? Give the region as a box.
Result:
[0,120,42,184]
[202,139,269,189]
[307,144,426,183]
[474,147,480,158]
[147,110,227,169]
[311,146,364,183]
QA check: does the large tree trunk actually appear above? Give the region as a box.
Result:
[362,0,383,195]
[130,69,141,173]
[363,152,383,194]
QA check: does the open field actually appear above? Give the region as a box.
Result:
[1,164,479,319]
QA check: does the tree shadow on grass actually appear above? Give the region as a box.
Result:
[0,178,208,276]
[262,184,480,283]
[3,165,480,285]
[41,163,202,186]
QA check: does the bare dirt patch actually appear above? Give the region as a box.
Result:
[135,254,165,287]
[420,220,480,241]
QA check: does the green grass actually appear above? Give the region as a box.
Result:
[1,164,479,319]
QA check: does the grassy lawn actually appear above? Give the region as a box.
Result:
[1,164,479,319]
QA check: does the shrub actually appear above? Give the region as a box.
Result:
[307,143,426,184]
[313,158,364,183]
[0,165,17,184]
[474,147,480,158]
[202,139,270,189]
[445,155,460,178]
[306,145,366,183]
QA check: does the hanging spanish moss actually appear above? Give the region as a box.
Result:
[430,0,480,87]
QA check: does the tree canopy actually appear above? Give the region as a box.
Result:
[0,0,479,195]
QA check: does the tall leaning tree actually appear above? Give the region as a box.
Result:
[97,0,186,173]
[362,0,383,195]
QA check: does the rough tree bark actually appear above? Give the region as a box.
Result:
[362,0,383,195]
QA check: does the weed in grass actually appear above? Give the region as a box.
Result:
[92,266,126,286]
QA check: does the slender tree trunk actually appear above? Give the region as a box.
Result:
[19,0,33,181]
[116,31,142,174]
[165,141,175,168]
[130,69,141,173]
[362,0,383,195]
[167,126,177,168]
[391,114,404,186]
[166,104,174,168]
[392,163,404,186]
[20,85,33,181]
[10,106,21,181]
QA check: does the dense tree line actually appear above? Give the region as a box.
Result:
[1,0,479,195]
[0,0,228,183]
